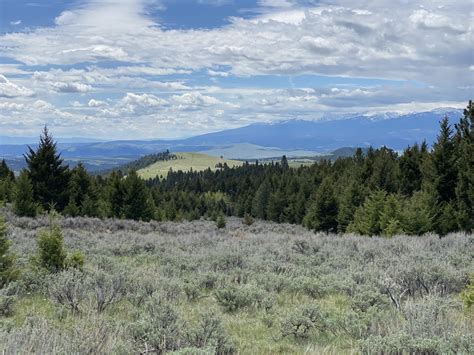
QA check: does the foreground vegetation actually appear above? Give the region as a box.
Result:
[0,211,473,354]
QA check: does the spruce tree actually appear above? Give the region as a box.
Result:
[303,177,338,232]
[251,180,271,220]
[379,194,402,236]
[400,191,433,235]
[0,160,14,181]
[107,171,125,218]
[347,190,386,236]
[24,127,69,210]
[123,171,155,221]
[428,117,458,234]
[399,144,422,196]
[454,101,473,231]
[13,170,38,217]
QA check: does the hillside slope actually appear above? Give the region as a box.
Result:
[137,152,243,179]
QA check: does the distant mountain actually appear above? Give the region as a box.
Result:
[0,136,105,145]
[175,109,462,152]
[0,109,463,167]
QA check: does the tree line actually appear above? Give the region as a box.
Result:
[0,101,472,235]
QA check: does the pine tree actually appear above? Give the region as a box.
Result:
[428,117,458,234]
[347,190,386,236]
[36,220,67,273]
[400,191,433,235]
[337,181,364,232]
[303,177,338,232]
[24,127,69,210]
[13,170,38,217]
[431,117,457,203]
[267,190,286,223]
[0,160,14,181]
[280,155,289,170]
[379,194,402,236]
[399,144,422,196]
[123,171,155,221]
[107,171,125,218]
[251,180,271,219]
[0,215,18,288]
[454,101,474,231]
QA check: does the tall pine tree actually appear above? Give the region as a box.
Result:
[24,127,69,210]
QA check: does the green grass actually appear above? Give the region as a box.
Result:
[137,152,243,179]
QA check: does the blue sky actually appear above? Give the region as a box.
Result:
[0,0,472,139]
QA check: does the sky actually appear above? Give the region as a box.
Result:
[0,0,472,139]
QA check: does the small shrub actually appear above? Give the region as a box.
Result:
[0,215,18,288]
[35,224,67,273]
[0,294,15,317]
[242,213,254,226]
[216,215,226,229]
[90,269,127,313]
[461,274,474,309]
[183,279,201,302]
[131,300,183,353]
[185,312,235,354]
[48,269,87,314]
[214,285,253,312]
[66,251,85,270]
[281,304,328,339]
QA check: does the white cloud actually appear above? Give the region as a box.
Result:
[0,75,34,98]
[88,99,108,107]
[52,81,92,93]
[10,20,22,26]
[0,0,471,138]
[172,92,221,106]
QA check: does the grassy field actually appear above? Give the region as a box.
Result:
[137,152,243,179]
[0,211,473,354]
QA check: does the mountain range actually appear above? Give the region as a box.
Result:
[0,109,463,171]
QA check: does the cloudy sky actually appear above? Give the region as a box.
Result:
[0,0,472,139]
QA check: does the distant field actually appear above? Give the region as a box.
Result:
[137,152,243,179]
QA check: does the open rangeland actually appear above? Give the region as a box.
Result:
[137,152,243,179]
[0,212,472,354]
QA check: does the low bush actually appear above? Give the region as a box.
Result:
[281,304,328,339]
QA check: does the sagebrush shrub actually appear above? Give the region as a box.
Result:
[281,304,328,339]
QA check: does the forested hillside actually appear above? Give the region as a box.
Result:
[0,101,472,236]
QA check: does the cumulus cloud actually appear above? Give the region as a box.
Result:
[0,0,471,138]
[0,75,34,98]
[88,99,108,107]
[52,81,92,93]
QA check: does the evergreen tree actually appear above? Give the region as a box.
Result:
[303,177,338,232]
[107,171,125,218]
[399,144,422,196]
[251,180,271,219]
[431,117,457,203]
[24,127,69,210]
[13,170,38,217]
[347,190,386,236]
[337,181,364,232]
[400,191,433,235]
[267,190,286,222]
[36,221,67,273]
[379,194,402,236]
[454,101,474,231]
[0,159,14,181]
[428,117,458,234]
[280,155,289,170]
[64,163,91,216]
[123,171,156,221]
[0,215,18,288]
